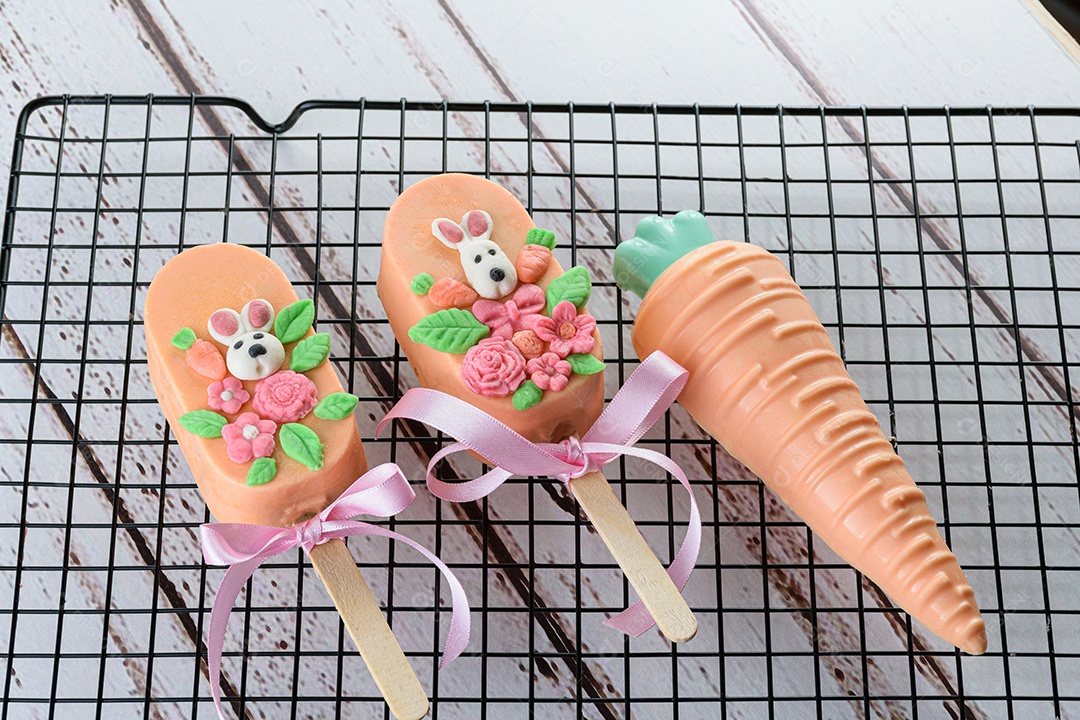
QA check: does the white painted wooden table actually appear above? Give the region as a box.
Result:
[1,2,1079,719]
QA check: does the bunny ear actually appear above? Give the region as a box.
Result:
[432,218,465,250]
[241,299,274,333]
[208,308,243,345]
[461,210,492,241]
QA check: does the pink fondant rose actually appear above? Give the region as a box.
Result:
[221,412,276,463]
[461,338,526,397]
[252,370,319,424]
[207,376,249,415]
[532,302,597,358]
[527,352,572,392]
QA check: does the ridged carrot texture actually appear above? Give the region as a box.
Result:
[613,211,987,654]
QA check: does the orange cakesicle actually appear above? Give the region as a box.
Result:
[378,173,605,443]
[379,175,698,644]
[145,243,366,526]
[147,244,436,719]
[614,211,986,654]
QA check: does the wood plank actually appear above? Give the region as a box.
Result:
[0,5,626,713]
[1025,0,1080,64]
[435,5,1077,713]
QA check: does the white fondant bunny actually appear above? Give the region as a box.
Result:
[208,299,285,381]
[432,210,517,299]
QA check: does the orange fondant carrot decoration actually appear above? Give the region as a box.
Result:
[614,211,986,654]
[185,338,226,380]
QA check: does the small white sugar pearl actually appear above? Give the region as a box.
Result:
[242,425,259,441]
[220,390,234,402]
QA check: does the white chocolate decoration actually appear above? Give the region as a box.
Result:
[431,210,518,299]
[207,299,286,380]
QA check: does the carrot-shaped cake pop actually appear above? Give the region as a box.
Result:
[613,211,986,654]
[378,174,697,642]
[146,244,469,719]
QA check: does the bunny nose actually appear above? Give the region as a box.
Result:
[489,268,505,282]
[248,343,267,358]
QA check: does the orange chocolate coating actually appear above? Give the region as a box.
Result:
[378,174,604,444]
[631,242,986,655]
[145,243,366,526]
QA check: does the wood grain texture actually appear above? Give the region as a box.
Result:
[308,538,429,720]
[0,1,1078,718]
[569,470,697,643]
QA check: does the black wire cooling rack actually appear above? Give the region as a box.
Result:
[1,96,1078,719]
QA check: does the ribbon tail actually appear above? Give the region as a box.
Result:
[347,524,472,666]
[205,557,265,719]
[426,443,514,502]
[587,444,701,637]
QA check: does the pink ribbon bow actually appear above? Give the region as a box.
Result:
[377,351,700,637]
[471,283,546,339]
[199,463,470,718]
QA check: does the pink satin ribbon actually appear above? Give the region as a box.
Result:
[377,351,700,637]
[199,463,469,718]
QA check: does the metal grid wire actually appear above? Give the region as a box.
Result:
[1,96,1078,719]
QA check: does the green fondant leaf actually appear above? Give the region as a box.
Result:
[545,266,592,312]
[410,272,435,296]
[512,380,543,411]
[279,423,324,471]
[290,333,331,372]
[566,353,605,375]
[274,299,315,344]
[246,457,277,486]
[178,410,228,438]
[408,309,489,354]
[171,327,196,351]
[526,227,557,250]
[313,392,359,420]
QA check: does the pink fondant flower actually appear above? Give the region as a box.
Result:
[252,370,319,424]
[527,352,571,392]
[207,376,249,415]
[532,302,597,358]
[471,283,546,340]
[461,338,526,397]
[221,412,276,464]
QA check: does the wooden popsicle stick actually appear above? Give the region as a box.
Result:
[308,538,429,720]
[569,470,698,643]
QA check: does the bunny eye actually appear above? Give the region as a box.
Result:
[233,340,243,350]
[253,333,264,339]
[474,254,482,264]
[487,249,496,256]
